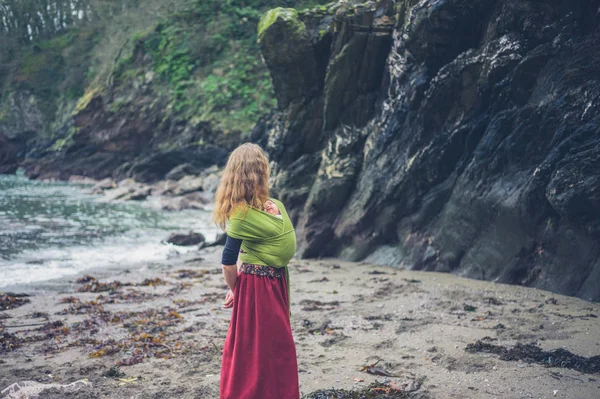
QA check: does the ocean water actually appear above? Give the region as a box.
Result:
[0,172,218,289]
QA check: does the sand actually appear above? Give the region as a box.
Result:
[1,247,599,399]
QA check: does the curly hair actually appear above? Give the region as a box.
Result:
[213,143,270,230]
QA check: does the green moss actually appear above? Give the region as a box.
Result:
[109,99,125,113]
[74,86,100,115]
[194,49,276,133]
[318,27,330,38]
[258,8,306,40]
[50,126,79,151]
[130,24,196,101]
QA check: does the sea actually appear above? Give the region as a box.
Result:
[0,171,218,290]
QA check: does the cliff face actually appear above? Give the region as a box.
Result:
[0,1,330,183]
[1,89,237,183]
[0,12,237,183]
[19,84,236,183]
[255,0,600,301]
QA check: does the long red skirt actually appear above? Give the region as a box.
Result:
[220,270,299,399]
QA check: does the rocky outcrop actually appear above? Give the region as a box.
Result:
[255,0,600,301]
[0,37,239,184]
[90,164,220,210]
[0,133,25,174]
[0,91,41,174]
[19,90,235,183]
[165,232,206,246]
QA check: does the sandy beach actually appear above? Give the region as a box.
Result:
[1,247,599,399]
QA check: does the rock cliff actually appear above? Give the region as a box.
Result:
[0,50,242,183]
[254,0,600,301]
[20,88,235,183]
[0,1,331,183]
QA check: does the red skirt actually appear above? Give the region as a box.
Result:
[220,265,299,399]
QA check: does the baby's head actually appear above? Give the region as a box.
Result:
[263,200,280,216]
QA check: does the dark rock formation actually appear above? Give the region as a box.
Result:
[127,187,152,201]
[18,93,234,183]
[0,133,25,174]
[1,39,239,183]
[255,0,600,301]
[201,233,227,249]
[0,91,39,174]
[165,232,206,247]
[165,163,202,181]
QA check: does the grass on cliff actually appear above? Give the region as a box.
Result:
[1,0,330,135]
[113,0,330,132]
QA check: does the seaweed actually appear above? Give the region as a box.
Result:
[138,278,168,287]
[76,278,131,293]
[300,299,340,311]
[360,360,399,377]
[466,341,600,374]
[0,331,21,353]
[102,366,125,378]
[166,282,193,296]
[302,382,429,399]
[173,269,210,279]
[1,275,205,364]
[74,275,170,292]
[0,293,31,310]
[463,304,477,312]
[75,275,97,284]
[27,311,50,319]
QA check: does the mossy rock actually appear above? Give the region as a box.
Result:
[258,8,307,40]
[74,86,101,115]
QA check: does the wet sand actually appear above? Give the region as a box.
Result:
[1,247,599,398]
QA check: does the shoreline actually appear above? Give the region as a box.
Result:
[0,173,218,292]
[1,247,599,398]
[0,244,204,295]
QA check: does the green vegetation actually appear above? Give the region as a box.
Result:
[257,8,305,39]
[112,0,328,132]
[6,29,99,126]
[50,126,79,151]
[1,0,331,138]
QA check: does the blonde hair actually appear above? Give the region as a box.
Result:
[213,143,270,230]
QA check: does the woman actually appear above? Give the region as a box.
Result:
[213,143,300,399]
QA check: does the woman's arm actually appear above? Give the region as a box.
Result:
[221,235,242,298]
[222,265,237,292]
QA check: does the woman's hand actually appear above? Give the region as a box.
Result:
[223,289,234,308]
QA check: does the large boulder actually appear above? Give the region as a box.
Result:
[160,192,211,211]
[165,232,206,246]
[90,178,117,193]
[173,175,205,196]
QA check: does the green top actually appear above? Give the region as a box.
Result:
[227,198,296,306]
